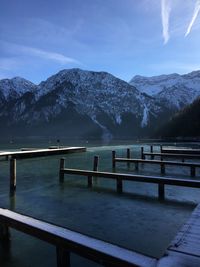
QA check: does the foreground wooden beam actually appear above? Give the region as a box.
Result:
[0,208,157,267]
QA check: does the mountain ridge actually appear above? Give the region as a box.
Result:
[0,68,199,140]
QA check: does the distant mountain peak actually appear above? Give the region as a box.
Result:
[129,70,200,108]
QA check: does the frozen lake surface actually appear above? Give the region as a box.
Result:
[0,140,200,266]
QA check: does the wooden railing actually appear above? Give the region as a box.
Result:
[0,208,157,267]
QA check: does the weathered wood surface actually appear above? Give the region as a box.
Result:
[0,208,157,267]
[115,158,200,168]
[161,148,200,155]
[114,157,200,176]
[168,204,200,257]
[143,152,200,160]
[61,168,200,188]
[157,204,200,267]
[0,147,86,159]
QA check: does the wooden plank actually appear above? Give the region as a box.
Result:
[0,147,86,159]
[162,148,200,155]
[115,158,200,168]
[167,204,200,257]
[143,152,200,160]
[62,168,200,188]
[0,209,157,267]
[157,204,200,267]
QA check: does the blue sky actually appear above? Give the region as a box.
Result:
[0,0,200,84]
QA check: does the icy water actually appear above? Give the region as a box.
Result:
[0,140,200,267]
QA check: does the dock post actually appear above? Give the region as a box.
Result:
[10,158,16,195]
[135,162,139,171]
[141,147,145,159]
[158,183,165,200]
[160,145,163,153]
[93,156,99,172]
[191,166,196,177]
[116,177,122,193]
[0,224,10,241]
[150,145,154,159]
[161,162,165,175]
[56,247,70,267]
[112,151,116,169]
[127,148,130,168]
[59,158,65,183]
[88,155,99,187]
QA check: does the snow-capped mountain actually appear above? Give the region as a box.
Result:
[130,71,200,109]
[1,68,199,140]
[0,77,37,100]
[0,68,169,140]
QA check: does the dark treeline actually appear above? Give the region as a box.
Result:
[155,97,200,138]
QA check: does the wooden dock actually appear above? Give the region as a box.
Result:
[142,152,200,161]
[158,203,200,267]
[161,147,200,155]
[59,157,200,200]
[0,147,86,160]
[112,151,200,177]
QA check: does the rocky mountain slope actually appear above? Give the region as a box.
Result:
[0,69,171,140]
[0,68,199,140]
[130,71,200,109]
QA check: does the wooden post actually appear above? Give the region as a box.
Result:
[141,147,144,159]
[116,177,122,193]
[59,158,65,183]
[0,224,10,241]
[191,166,196,177]
[10,158,16,195]
[127,148,130,168]
[161,162,165,174]
[158,183,165,200]
[160,145,163,153]
[56,247,70,267]
[135,162,139,171]
[150,146,154,160]
[93,156,99,172]
[112,151,116,169]
[88,156,99,187]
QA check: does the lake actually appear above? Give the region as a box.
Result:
[0,139,200,266]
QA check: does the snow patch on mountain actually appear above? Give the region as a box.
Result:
[0,77,37,100]
[141,104,149,127]
[130,70,200,109]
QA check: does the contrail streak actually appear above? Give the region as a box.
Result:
[185,0,200,36]
[161,0,171,44]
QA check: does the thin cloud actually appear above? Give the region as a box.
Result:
[21,46,80,65]
[185,0,200,37]
[161,0,171,44]
[0,41,81,65]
